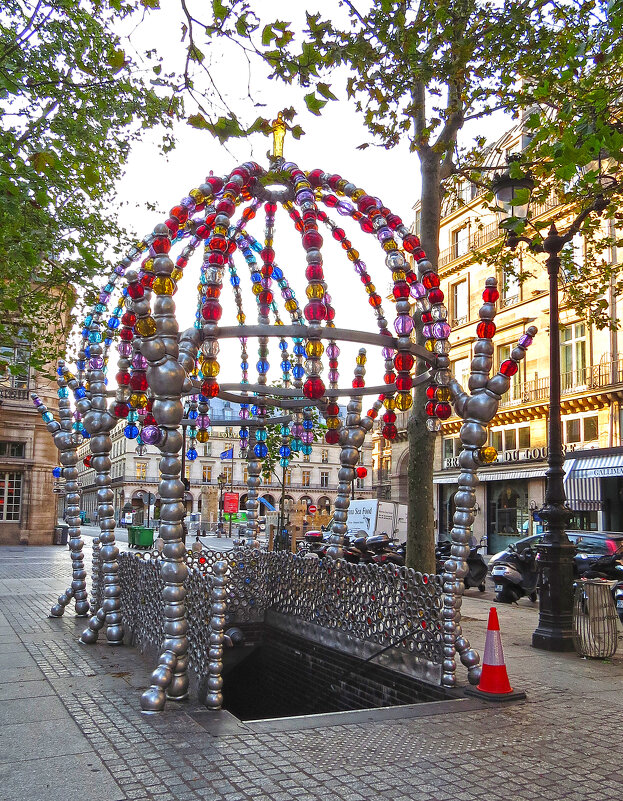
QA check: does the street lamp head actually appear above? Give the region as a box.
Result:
[491,156,535,224]
[217,473,226,488]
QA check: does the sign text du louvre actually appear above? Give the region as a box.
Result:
[443,444,579,470]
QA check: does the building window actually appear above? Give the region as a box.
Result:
[320,471,330,488]
[0,471,22,521]
[302,469,311,487]
[451,226,468,260]
[303,452,311,463]
[518,426,530,449]
[243,466,248,483]
[285,469,292,486]
[584,416,598,442]
[224,426,234,437]
[184,464,191,480]
[452,357,470,389]
[0,441,25,458]
[451,280,468,326]
[491,430,503,453]
[204,443,212,456]
[442,438,460,462]
[561,323,586,391]
[321,449,329,464]
[413,209,421,237]
[222,466,232,484]
[564,414,599,445]
[356,477,365,489]
[565,418,581,444]
[202,465,212,483]
[0,345,30,390]
[503,428,517,452]
[136,463,147,480]
[501,259,520,307]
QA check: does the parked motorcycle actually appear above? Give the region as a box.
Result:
[490,544,539,603]
[436,540,488,592]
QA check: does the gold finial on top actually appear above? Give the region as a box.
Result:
[271,112,287,159]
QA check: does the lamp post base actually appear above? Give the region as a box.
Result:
[532,541,575,652]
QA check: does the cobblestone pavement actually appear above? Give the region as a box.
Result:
[1,543,622,801]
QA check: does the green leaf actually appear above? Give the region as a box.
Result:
[213,0,227,20]
[261,24,275,46]
[291,125,304,139]
[107,48,126,73]
[152,65,162,75]
[189,44,205,63]
[83,165,99,186]
[187,113,211,130]
[317,82,337,101]
[140,0,160,7]
[304,92,327,116]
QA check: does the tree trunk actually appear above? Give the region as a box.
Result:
[406,151,442,573]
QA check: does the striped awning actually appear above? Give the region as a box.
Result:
[563,454,623,512]
[433,465,547,484]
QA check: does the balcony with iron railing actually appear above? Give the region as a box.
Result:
[79,474,360,493]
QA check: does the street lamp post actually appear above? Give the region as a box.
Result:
[493,164,610,651]
[217,473,226,538]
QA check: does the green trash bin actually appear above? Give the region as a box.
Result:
[134,526,154,549]
[127,525,138,548]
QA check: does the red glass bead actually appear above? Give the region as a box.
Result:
[152,236,171,254]
[141,273,155,289]
[402,234,421,253]
[367,408,378,419]
[303,377,325,399]
[114,403,129,418]
[204,284,221,299]
[392,282,410,299]
[231,167,250,183]
[325,305,336,321]
[195,224,211,239]
[422,271,440,289]
[216,198,235,216]
[205,212,217,227]
[329,359,339,369]
[264,202,277,215]
[116,371,130,386]
[305,264,324,281]
[382,424,397,440]
[308,169,324,187]
[426,384,438,400]
[260,265,273,278]
[412,248,426,261]
[165,218,179,236]
[324,194,338,207]
[302,230,323,250]
[127,282,144,300]
[500,359,518,377]
[482,286,500,303]
[383,411,396,423]
[359,218,374,233]
[386,213,402,230]
[170,205,189,224]
[242,207,256,221]
[425,400,435,416]
[394,352,414,372]
[326,403,340,416]
[130,373,148,391]
[208,252,225,265]
[176,256,188,269]
[332,227,346,242]
[357,195,377,214]
[120,328,133,341]
[421,311,433,323]
[259,291,273,305]
[317,210,328,222]
[360,273,372,285]
[476,321,496,339]
[434,402,452,420]
[144,414,156,426]
[428,288,444,304]
[356,466,368,478]
[205,176,224,194]
[121,312,136,326]
[304,301,327,322]
[327,174,342,190]
[325,429,340,444]
[368,294,382,308]
[201,301,222,322]
[396,374,413,391]
[352,376,365,389]
[224,181,241,196]
[209,236,227,252]
[200,379,220,398]
[384,372,396,385]
[83,455,92,467]
[227,239,236,255]
[261,247,275,263]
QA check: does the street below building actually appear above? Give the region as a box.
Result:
[1,543,622,801]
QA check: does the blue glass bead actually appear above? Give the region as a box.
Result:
[104,283,114,293]
[239,428,248,438]
[280,426,290,436]
[281,361,291,372]
[186,448,198,461]
[279,457,290,467]
[188,409,198,419]
[82,430,91,439]
[75,387,87,399]
[279,446,291,458]
[56,366,64,377]
[194,320,202,329]
[76,360,86,370]
[94,303,106,314]
[72,421,83,431]
[292,365,305,379]
[251,241,263,253]
[127,410,139,422]
[124,424,139,439]
[42,412,54,423]
[272,266,283,280]
[108,318,120,330]
[187,426,197,438]
[88,331,102,343]
[279,340,288,351]
[303,419,314,430]
[254,443,268,458]
[52,467,62,478]
[57,387,69,399]
[85,315,93,326]
[240,361,248,371]
[290,438,302,452]
[256,428,267,441]
[294,344,305,356]
[84,346,91,358]
[198,394,208,403]
[113,306,123,316]
[81,327,89,339]
[256,360,269,374]
[278,279,288,289]
[230,275,240,287]
[302,444,313,456]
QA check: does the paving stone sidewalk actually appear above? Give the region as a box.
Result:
[1,543,622,801]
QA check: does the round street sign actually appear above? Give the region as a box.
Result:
[308,504,317,514]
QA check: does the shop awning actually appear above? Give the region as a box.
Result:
[563,454,623,511]
[433,466,547,484]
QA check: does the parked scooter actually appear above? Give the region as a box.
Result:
[490,544,538,603]
[435,540,488,592]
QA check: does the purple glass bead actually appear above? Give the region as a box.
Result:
[282,288,293,300]
[328,369,339,383]
[301,431,314,444]
[394,315,414,335]
[292,424,304,437]
[353,260,367,275]
[260,278,272,289]
[197,414,211,427]
[114,264,125,276]
[410,282,427,299]
[117,342,133,357]
[336,200,353,216]
[381,347,394,359]
[99,292,110,304]
[240,337,248,346]
[239,408,250,419]
[142,425,162,445]
[326,343,340,359]
[181,196,195,208]
[325,293,332,305]
[89,357,104,369]
[422,324,433,338]
[296,189,314,204]
[132,353,148,369]
[32,397,42,407]
[432,322,452,339]
[376,227,393,243]
[519,334,533,347]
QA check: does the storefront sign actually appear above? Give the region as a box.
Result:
[443,443,577,470]
[223,492,239,513]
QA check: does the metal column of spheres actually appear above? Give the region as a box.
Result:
[33,122,535,711]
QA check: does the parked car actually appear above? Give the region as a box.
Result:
[489,530,623,577]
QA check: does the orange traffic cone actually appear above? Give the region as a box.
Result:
[466,606,526,702]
